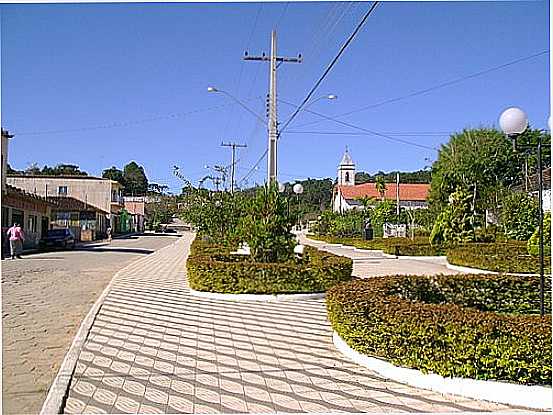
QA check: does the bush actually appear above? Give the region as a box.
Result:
[499,191,539,241]
[447,241,551,274]
[237,183,295,263]
[327,275,552,385]
[187,238,353,294]
[308,234,443,256]
[528,213,551,256]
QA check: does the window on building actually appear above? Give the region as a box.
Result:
[2,207,10,228]
[28,215,37,233]
[58,186,68,196]
[345,172,350,183]
[11,209,23,227]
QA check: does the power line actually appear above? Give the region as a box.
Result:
[238,149,268,185]
[279,98,438,151]
[286,130,452,137]
[278,1,380,137]
[11,97,262,136]
[296,49,550,128]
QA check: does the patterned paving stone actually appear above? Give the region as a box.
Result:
[62,233,536,414]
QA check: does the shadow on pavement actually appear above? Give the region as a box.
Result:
[75,247,154,255]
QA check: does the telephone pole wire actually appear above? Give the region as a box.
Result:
[244,30,302,184]
[221,141,247,193]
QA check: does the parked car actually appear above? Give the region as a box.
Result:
[39,228,76,250]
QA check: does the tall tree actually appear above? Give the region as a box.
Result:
[429,128,525,214]
[123,161,148,196]
[102,166,125,188]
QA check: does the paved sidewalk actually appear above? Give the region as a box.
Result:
[63,233,524,414]
[300,236,459,278]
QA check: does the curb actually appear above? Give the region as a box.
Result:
[39,236,186,415]
[445,262,543,276]
[332,331,552,410]
[189,288,326,302]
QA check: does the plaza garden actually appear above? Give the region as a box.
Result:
[180,127,551,389]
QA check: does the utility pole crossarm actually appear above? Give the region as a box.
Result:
[221,141,247,194]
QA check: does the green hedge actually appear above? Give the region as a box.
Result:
[187,238,353,294]
[447,242,551,274]
[327,275,552,385]
[308,234,443,256]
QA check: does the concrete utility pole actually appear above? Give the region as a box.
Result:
[244,30,302,184]
[221,141,247,193]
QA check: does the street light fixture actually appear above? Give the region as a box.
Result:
[207,86,266,124]
[499,107,546,316]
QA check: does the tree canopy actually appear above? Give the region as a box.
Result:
[123,161,149,196]
[102,166,125,186]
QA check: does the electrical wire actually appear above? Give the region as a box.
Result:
[279,98,438,151]
[278,1,380,137]
[11,97,262,136]
[296,49,550,128]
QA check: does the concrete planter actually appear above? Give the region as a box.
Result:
[333,331,552,410]
[189,289,325,302]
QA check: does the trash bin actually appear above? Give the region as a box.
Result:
[364,227,373,240]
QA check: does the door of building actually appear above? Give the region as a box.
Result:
[41,217,49,237]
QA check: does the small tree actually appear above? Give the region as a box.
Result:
[375,176,387,200]
[528,213,551,256]
[430,187,477,246]
[237,183,295,263]
[499,190,539,241]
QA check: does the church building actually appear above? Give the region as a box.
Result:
[332,148,430,213]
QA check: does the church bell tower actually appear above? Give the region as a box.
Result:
[338,147,355,186]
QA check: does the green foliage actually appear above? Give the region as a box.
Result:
[499,191,538,240]
[180,189,245,244]
[102,166,125,187]
[375,175,386,200]
[187,238,353,294]
[447,241,551,274]
[309,234,443,256]
[123,161,149,196]
[237,183,295,263]
[16,163,89,176]
[312,210,364,238]
[371,199,397,235]
[430,188,477,246]
[528,213,551,256]
[355,170,431,185]
[429,128,525,214]
[327,276,552,385]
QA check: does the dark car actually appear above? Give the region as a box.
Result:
[39,228,76,250]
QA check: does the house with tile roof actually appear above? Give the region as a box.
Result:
[332,149,430,213]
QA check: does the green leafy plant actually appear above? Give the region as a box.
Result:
[499,190,539,240]
[528,212,551,256]
[327,276,551,385]
[430,188,477,246]
[446,241,551,273]
[187,238,353,294]
[237,183,295,263]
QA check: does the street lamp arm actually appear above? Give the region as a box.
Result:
[209,88,266,125]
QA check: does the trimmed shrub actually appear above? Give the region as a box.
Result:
[447,242,551,274]
[528,213,551,256]
[187,238,353,294]
[308,234,443,256]
[327,275,552,385]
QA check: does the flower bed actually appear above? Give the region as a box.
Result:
[447,242,551,274]
[187,238,353,294]
[327,275,552,385]
[308,234,443,256]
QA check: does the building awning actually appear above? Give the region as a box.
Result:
[47,196,109,214]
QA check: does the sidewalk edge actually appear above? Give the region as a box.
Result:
[39,236,184,415]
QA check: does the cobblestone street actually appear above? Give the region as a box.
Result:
[63,233,527,414]
[1,234,180,415]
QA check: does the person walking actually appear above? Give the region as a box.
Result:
[106,226,112,244]
[6,223,25,259]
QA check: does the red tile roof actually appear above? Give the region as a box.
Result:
[337,183,430,201]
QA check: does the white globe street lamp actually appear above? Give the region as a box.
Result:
[278,182,286,193]
[293,183,304,194]
[499,107,528,136]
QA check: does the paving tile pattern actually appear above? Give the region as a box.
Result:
[64,233,526,413]
[300,236,459,278]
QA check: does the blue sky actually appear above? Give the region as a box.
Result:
[1,1,550,193]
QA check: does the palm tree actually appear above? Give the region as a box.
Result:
[375,176,387,200]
